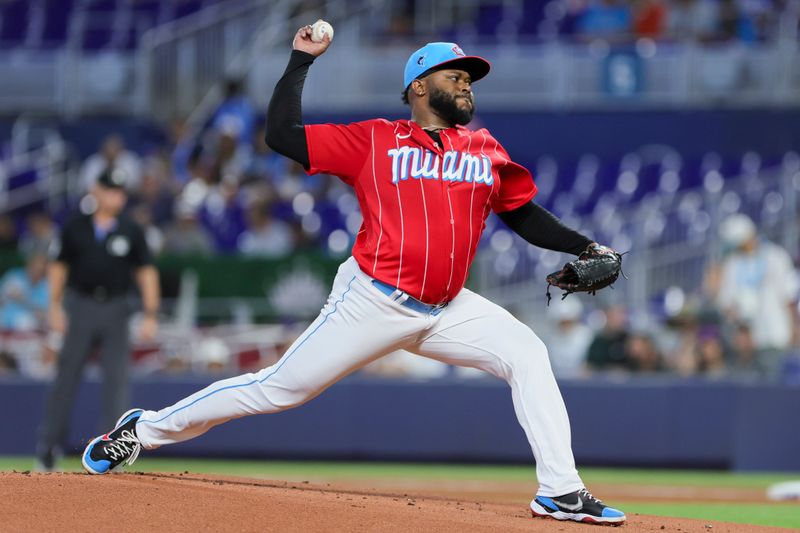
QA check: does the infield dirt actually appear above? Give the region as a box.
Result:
[0,472,787,532]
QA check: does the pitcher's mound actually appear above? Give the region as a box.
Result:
[0,472,780,532]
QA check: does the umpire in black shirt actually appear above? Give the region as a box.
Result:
[36,167,160,471]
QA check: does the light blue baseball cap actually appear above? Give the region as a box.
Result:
[403,42,491,90]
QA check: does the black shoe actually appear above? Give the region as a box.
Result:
[34,445,62,472]
[81,409,143,475]
[531,488,626,525]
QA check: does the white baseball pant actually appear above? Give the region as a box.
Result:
[135,256,584,496]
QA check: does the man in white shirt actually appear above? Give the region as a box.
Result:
[717,214,799,380]
[79,135,142,193]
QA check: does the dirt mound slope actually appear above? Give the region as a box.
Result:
[0,472,783,532]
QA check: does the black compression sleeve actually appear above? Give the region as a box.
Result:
[497,202,593,256]
[265,50,316,168]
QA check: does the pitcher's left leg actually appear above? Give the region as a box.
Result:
[410,289,581,495]
[408,289,624,525]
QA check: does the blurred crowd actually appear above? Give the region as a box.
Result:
[565,0,792,43]
[105,79,356,260]
[382,0,800,44]
[1,81,356,262]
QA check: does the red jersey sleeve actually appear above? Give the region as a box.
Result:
[304,119,378,185]
[489,138,537,213]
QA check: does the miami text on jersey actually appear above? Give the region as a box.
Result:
[387,147,494,186]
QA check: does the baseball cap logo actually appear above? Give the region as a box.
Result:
[417,54,426,66]
[451,45,465,56]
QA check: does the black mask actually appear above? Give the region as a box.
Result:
[428,84,474,126]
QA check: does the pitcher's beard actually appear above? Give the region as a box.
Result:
[429,87,474,126]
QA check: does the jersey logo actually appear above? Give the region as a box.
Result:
[387,147,493,186]
[107,235,130,257]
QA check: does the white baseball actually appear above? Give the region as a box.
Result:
[311,20,333,43]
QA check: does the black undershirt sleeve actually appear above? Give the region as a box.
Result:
[264,50,316,168]
[497,202,593,256]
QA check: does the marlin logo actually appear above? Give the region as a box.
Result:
[417,54,426,66]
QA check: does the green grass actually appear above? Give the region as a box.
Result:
[619,502,800,530]
[580,468,800,490]
[4,457,799,529]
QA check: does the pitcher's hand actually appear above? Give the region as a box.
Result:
[292,24,331,57]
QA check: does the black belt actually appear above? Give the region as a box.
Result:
[72,286,125,301]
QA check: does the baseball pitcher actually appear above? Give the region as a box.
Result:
[82,24,625,526]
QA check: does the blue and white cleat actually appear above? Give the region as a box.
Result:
[81,408,144,475]
[531,488,626,526]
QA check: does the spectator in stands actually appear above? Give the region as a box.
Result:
[661,309,709,376]
[199,177,247,253]
[576,0,632,41]
[182,149,215,206]
[750,0,784,41]
[79,134,142,192]
[19,211,56,258]
[667,0,719,41]
[715,214,799,380]
[169,118,195,185]
[0,351,19,375]
[624,331,664,372]
[587,304,630,371]
[237,200,294,258]
[211,78,256,149]
[632,0,667,38]
[162,200,214,256]
[717,0,748,41]
[244,125,290,184]
[289,218,318,252]
[209,129,249,184]
[0,214,18,250]
[130,205,165,256]
[695,326,728,377]
[541,298,593,379]
[130,156,175,227]
[272,159,330,202]
[0,251,49,332]
[193,337,231,375]
[728,322,759,377]
[162,356,190,374]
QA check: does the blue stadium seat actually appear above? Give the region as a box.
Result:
[85,0,118,12]
[174,0,204,20]
[132,0,161,27]
[475,3,505,38]
[42,0,74,47]
[82,25,113,49]
[518,0,548,37]
[0,0,29,45]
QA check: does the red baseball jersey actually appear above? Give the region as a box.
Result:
[305,119,536,304]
